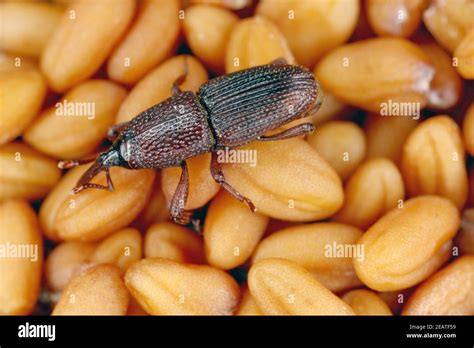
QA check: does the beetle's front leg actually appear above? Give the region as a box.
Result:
[106,122,129,142]
[169,161,193,225]
[210,151,256,213]
[257,122,315,141]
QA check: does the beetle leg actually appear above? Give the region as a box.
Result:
[210,151,256,213]
[171,57,189,96]
[257,122,315,141]
[106,122,129,142]
[169,161,192,224]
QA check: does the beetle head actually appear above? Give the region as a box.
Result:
[97,147,123,168]
[59,145,128,194]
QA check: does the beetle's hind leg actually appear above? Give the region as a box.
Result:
[210,151,256,213]
[169,161,193,225]
[257,122,315,142]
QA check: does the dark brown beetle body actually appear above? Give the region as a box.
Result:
[59,59,322,224]
[120,91,214,169]
[200,64,318,147]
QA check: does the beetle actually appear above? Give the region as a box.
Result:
[59,58,323,224]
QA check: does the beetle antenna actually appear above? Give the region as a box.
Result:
[58,159,90,169]
[73,183,107,193]
[58,154,98,169]
[72,161,111,194]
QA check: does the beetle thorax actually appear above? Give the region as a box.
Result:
[119,140,132,162]
[118,137,142,169]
